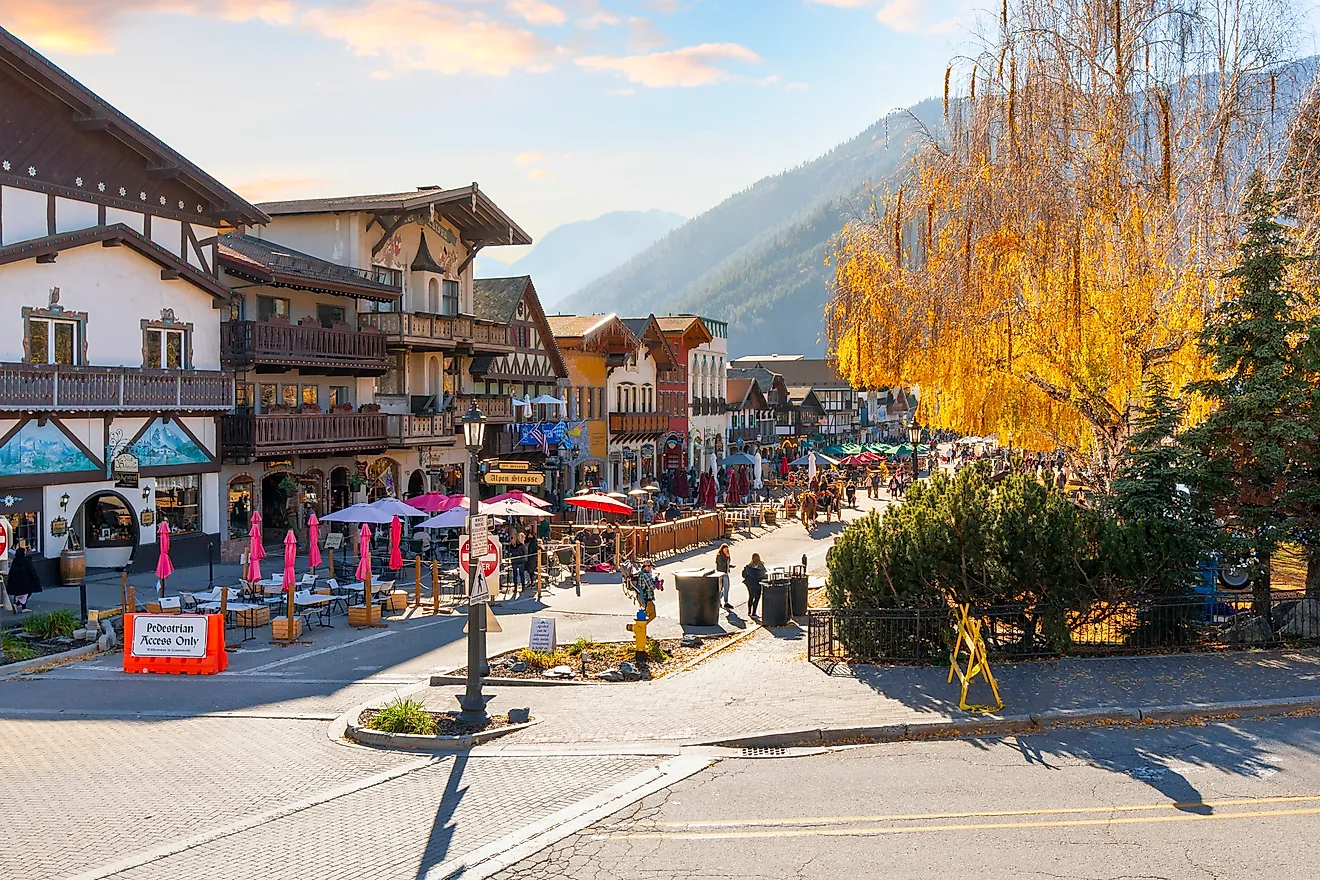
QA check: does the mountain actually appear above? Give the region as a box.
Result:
[479,209,685,307]
[564,100,944,356]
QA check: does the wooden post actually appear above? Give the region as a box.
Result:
[219,580,228,642]
[365,568,374,624]
[431,559,439,614]
[414,555,422,607]
[615,530,621,570]
[575,543,581,584]
[536,548,543,600]
[120,570,128,615]
[126,583,136,616]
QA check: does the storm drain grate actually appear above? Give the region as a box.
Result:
[739,746,789,758]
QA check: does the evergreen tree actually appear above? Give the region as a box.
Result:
[1183,174,1313,616]
[1109,374,1215,599]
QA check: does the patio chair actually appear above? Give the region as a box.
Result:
[179,593,201,614]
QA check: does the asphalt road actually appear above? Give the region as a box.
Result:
[497,714,1320,880]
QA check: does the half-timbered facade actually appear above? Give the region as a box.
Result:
[0,27,266,576]
[470,276,569,494]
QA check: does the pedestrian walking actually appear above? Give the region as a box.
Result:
[509,532,526,589]
[742,552,767,618]
[6,543,42,612]
[635,560,660,622]
[715,544,733,609]
[525,528,539,588]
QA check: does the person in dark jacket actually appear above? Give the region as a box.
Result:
[715,544,733,609]
[741,552,767,618]
[7,543,42,612]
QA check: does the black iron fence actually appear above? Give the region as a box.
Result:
[808,591,1320,665]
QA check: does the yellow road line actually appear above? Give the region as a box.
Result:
[639,794,1320,830]
[605,804,1320,840]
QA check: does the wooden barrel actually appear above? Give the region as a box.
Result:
[60,547,86,586]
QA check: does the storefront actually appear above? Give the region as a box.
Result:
[0,489,44,558]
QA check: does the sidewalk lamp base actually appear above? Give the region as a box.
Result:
[455,694,492,725]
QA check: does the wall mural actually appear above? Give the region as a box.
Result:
[0,421,99,477]
[127,419,210,467]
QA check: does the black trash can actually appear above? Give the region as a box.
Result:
[789,574,809,618]
[761,580,790,627]
[674,569,721,626]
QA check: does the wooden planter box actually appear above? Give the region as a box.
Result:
[348,605,383,627]
[764,509,777,525]
[272,616,303,641]
[236,606,271,627]
[386,591,409,611]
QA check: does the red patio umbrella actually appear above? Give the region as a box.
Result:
[388,515,403,572]
[778,456,790,477]
[156,521,175,598]
[566,493,633,516]
[307,512,322,573]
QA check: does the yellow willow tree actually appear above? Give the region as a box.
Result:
[828,0,1305,485]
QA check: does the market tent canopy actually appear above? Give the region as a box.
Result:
[790,452,839,467]
[719,452,757,466]
[319,503,395,524]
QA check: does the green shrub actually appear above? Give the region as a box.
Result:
[644,638,668,662]
[566,638,609,657]
[366,698,437,735]
[2,632,37,662]
[22,610,79,640]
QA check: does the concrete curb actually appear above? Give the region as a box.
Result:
[431,626,762,688]
[694,695,1320,749]
[346,717,541,751]
[0,641,100,678]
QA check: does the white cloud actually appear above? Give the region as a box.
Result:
[576,42,761,88]
[526,169,551,180]
[302,0,548,76]
[875,0,924,32]
[516,151,549,164]
[507,0,566,26]
[627,16,667,52]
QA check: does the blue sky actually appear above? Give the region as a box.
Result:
[5,0,1320,263]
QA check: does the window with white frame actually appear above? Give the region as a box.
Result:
[144,325,188,369]
[26,312,83,365]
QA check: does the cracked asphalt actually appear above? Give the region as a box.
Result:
[492,714,1320,879]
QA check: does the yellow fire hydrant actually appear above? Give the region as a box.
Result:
[625,608,648,654]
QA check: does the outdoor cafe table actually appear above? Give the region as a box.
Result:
[340,580,394,610]
[197,600,265,641]
[292,591,336,628]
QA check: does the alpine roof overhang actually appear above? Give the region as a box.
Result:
[0,223,230,301]
[257,183,531,247]
[0,27,267,226]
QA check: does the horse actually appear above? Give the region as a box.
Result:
[799,492,818,529]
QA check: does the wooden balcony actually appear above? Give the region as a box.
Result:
[358,312,512,354]
[221,412,388,460]
[222,321,389,375]
[0,363,232,411]
[454,395,514,423]
[609,412,669,435]
[386,413,456,447]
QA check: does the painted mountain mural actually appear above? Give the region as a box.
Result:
[0,421,98,477]
[128,420,210,467]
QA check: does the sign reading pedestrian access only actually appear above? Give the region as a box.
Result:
[123,613,228,675]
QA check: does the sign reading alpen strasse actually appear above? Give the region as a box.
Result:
[130,614,208,658]
[483,459,545,487]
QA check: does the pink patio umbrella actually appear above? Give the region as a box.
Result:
[388,515,403,573]
[281,529,298,638]
[246,512,265,583]
[307,512,322,574]
[355,523,373,614]
[408,492,453,513]
[156,521,175,598]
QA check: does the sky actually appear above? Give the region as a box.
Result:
[5,0,1320,264]
[0,0,1008,261]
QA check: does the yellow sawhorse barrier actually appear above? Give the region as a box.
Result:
[947,603,1003,713]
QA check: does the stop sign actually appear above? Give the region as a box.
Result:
[0,516,9,560]
[459,536,502,578]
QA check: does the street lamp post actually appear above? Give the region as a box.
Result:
[908,421,922,477]
[458,402,489,724]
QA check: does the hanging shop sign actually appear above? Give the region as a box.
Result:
[113,453,140,489]
[139,509,155,528]
[49,517,68,537]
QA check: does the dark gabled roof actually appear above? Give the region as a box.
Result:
[219,235,401,302]
[257,183,531,247]
[473,276,531,324]
[736,358,851,390]
[620,315,676,370]
[0,223,229,300]
[0,26,266,226]
[410,230,446,273]
[473,276,568,378]
[728,366,785,399]
[727,377,769,410]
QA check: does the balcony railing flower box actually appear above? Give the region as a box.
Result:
[358,312,511,352]
[222,321,389,375]
[222,411,388,460]
[0,363,232,411]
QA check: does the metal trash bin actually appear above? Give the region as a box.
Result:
[674,569,721,626]
[789,574,809,618]
[761,579,790,627]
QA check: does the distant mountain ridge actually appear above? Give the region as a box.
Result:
[562,99,945,356]
[480,209,685,307]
